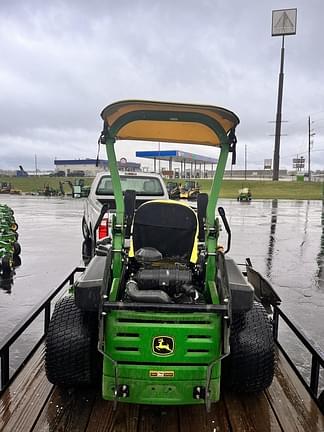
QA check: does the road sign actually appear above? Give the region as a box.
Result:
[272,9,297,36]
[293,157,305,169]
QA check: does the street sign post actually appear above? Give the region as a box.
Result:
[271,8,297,181]
[293,156,305,171]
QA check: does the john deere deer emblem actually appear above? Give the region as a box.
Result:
[153,336,174,356]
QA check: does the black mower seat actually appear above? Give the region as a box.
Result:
[132,200,198,263]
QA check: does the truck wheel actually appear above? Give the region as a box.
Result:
[82,217,90,240]
[223,301,275,393]
[45,296,100,387]
[82,238,92,265]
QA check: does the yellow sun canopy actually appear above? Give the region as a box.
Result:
[101,100,239,147]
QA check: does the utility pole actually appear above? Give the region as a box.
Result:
[308,116,315,181]
[308,116,311,181]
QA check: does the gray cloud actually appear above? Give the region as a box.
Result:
[1,0,324,172]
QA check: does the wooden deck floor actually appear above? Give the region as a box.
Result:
[1,346,323,432]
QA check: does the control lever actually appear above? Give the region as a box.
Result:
[218,207,231,254]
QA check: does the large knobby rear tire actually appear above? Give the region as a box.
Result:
[223,301,275,393]
[45,296,100,387]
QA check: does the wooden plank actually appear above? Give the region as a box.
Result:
[224,391,282,432]
[138,405,178,432]
[0,345,48,430]
[2,343,323,432]
[266,350,324,432]
[179,400,230,432]
[0,346,53,432]
[85,397,139,432]
[32,386,97,432]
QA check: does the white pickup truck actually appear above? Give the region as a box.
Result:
[82,171,169,258]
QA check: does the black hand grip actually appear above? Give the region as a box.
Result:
[218,206,231,254]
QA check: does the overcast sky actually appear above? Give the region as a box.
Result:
[1,0,323,172]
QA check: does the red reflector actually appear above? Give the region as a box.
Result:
[98,219,109,239]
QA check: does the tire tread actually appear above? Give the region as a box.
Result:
[45,296,99,386]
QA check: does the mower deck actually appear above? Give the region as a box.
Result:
[1,344,323,432]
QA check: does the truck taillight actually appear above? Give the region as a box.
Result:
[98,217,109,239]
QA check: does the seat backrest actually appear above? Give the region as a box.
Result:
[132,201,198,262]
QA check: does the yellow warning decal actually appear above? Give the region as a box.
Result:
[149,371,175,378]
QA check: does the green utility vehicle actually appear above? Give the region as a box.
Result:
[237,187,252,202]
[45,100,275,409]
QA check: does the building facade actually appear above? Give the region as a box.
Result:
[54,159,141,176]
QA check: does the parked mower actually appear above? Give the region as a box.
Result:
[237,187,252,202]
[0,183,11,194]
[0,213,18,233]
[166,181,180,199]
[45,100,276,410]
[0,204,15,217]
[180,180,200,200]
[0,205,21,277]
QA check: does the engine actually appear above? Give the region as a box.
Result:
[123,247,204,304]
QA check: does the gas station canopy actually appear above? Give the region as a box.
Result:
[136,150,217,164]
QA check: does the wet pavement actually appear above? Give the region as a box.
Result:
[0,195,323,364]
[0,196,84,350]
[219,198,324,352]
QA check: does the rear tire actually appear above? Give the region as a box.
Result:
[45,296,100,387]
[82,217,90,240]
[13,241,21,257]
[223,301,275,393]
[1,255,12,277]
[13,255,21,267]
[82,238,92,265]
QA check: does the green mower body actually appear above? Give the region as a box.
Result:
[103,310,222,404]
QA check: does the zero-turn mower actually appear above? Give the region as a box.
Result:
[45,100,276,410]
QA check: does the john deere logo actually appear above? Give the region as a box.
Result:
[152,336,174,356]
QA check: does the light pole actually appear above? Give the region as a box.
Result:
[35,154,38,176]
[308,116,315,181]
[244,144,247,180]
[271,8,297,181]
[158,141,161,174]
